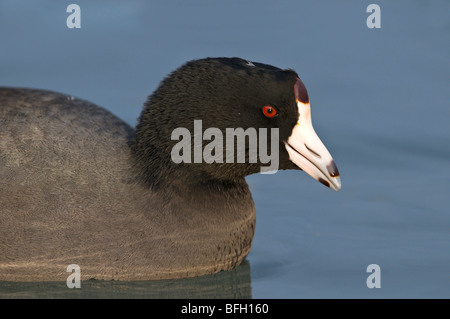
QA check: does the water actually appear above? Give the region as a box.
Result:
[0,0,449,298]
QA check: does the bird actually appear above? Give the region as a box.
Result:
[0,57,341,282]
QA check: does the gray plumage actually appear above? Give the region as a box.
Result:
[0,57,305,281]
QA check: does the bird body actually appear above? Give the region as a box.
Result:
[0,58,340,281]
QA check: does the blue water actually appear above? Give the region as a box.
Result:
[1,0,449,298]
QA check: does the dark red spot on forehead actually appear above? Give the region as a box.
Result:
[294,77,309,104]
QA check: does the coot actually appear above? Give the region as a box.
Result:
[0,57,340,281]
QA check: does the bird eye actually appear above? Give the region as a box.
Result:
[262,105,278,118]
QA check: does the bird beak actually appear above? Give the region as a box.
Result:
[284,100,341,191]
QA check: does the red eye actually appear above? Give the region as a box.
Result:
[262,105,278,118]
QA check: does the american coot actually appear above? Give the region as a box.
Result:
[0,57,340,282]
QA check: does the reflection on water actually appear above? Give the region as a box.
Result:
[0,260,252,299]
